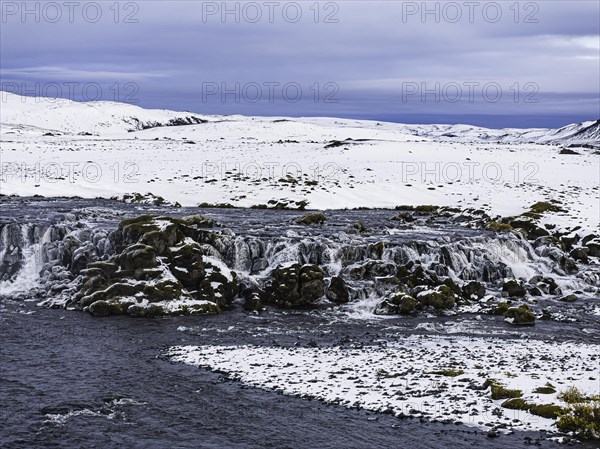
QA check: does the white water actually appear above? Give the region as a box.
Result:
[0,225,50,295]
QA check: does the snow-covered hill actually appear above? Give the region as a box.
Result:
[1,91,598,145]
[0,92,209,135]
[301,119,600,147]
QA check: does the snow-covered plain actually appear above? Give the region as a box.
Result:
[167,336,598,434]
[1,92,598,232]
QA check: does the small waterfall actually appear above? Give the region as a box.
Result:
[225,232,598,301]
[0,223,45,294]
[1,207,598,313]
[0,220,109,296]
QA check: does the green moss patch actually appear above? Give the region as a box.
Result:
[502,399,565,419]
[533,384,557,395]
[485,380,523,400]
[426,369,465,377]
[491,301,510,315]
[529,201,566,214]
[557,401,600,440]
[487,221,512,232]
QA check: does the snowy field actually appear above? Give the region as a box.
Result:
[1,93,598,233]
[167,336,598,434]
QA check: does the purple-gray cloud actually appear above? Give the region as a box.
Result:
[1,1,598,127]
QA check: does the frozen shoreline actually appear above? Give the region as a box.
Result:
[167,335,599,435]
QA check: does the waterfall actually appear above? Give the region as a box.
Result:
[1,212,597,310]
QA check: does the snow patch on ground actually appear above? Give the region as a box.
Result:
[167,336,598,434]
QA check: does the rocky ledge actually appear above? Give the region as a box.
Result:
[68,214,237,316]
[1,202,598,320]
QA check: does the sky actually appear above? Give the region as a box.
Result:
[1,0,599,128]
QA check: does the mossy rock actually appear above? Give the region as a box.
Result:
[368,241,385,259]
[295,213,327,225]
[414,205,439,213]
[242,287,264,312]
[182,214,218,228]
[118,215,159,245]
[491,301,510,315]
[104,282,144,299]
[375,293,418,315]
[501,399,564,419]
[348,260,396,280]
[534,276,561,295]
[116,244,158,270]
[352,221,370,234]
[86,261,118,278]
[586,240,600,257]
[143,304,167,317]
[134,268,165,281]
[299,265,326,303]
[502,398,529,410]
[504,304,536,325]
[119,214,156,229]
[401,265,439,288]
[326,276,349,304]
[125,303,168,317]
[144,280,183,302]
[89,300,125,316]
[264,264,301,306]
[391,211,415,222]
[569,247,589,263]
[126,304,147,316]
[509,219,550,240]
[443,278,462,297]
[264,263,325,308]
[462,281,486,300]
[529,403,565,419]
[80,275,108,296]
[169,243,206,289]
[138,230,171,256]
[198,270,238,307]
[417,285,456,310]
[80,290,109,308]
[198,201,234,208]
[502,279,526,297]
[187,302,221,315]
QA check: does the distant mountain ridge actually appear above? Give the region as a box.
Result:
[387,120,600,146]
[0,91,598,146]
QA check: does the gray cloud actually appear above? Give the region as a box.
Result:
[1,0,598,127]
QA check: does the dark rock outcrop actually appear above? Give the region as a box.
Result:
[263,263,325,308]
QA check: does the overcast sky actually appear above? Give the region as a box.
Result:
[1,1,599,128]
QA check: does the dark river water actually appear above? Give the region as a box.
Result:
[1,299,597,449]
[1,197,598,448]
